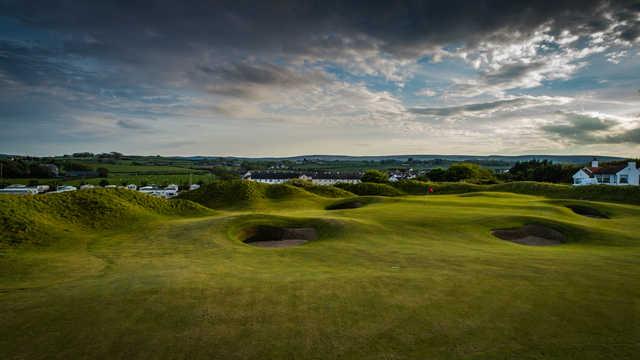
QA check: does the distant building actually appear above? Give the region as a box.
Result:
[572,159,639,186]
[43,164,59,177]
[388,169,417,182]
[244,171,361,185]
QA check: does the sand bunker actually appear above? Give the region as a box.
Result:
[492,224,566,246]
[243,226,317,247]
[326,199,364,210]
[566,205,609,219]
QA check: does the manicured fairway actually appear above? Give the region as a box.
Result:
[1,189,639,359]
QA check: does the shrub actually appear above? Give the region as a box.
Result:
[97,167,109,177]
[335,182,403,196]
[361,170,389,183]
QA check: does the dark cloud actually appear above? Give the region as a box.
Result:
[116,120,147,130]
[606,128,640,143]
[198,62,328,98]
[210,62,321,85]
[542,112,640,144]
[2,1,638,60]
[484,62,546,85]
[1,1,638,94]
[410,98,535,116]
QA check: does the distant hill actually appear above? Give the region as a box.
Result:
[181,154,626,164]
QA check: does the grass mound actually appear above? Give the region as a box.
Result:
[178,180,265,209]
[335,182,403,196]
[391,180,640,205]
[394,180,483,195]
[178,180,331,210]
[286,179,354,198]
[0,189,210,247]
[492,224,567,246]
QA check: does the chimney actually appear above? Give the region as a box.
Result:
[629,161,637,169]
[591,158,598,168]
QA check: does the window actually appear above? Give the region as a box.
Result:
[574,178,582,184]
[602,176,610,184]
[620,175,628,184]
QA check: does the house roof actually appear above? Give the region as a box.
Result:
[306,171,362,180]
[583,164,627,176]
[249,172,301,180]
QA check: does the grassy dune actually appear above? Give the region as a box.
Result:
[1,186,639,359]
[393,180,640,205]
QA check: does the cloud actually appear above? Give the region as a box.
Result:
[116,119,147,130]
[541,111,640,144]
[415,88,437,97]
[198,61,328,99]
[1,1,640,155]
[410,96,572,118]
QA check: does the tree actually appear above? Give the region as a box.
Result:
[29,164,54,178]
[211,167,238,180]
[445,163,476,182]
[507,160,578,183]
[63,162,93,172]
[361,170,388,183]
[425,168,447,181]
[0,159,29,177]
[96,167,109,177]
[99,179,109,187]
[445,163,496,183]
[72,152,94,158]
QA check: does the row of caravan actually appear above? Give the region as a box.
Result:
[0,183,201,197]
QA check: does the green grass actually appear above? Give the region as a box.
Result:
[391,180,640,205]
[177,180,345,210]
[1,186,639,359]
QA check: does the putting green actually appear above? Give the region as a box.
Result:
[1,188,639,359]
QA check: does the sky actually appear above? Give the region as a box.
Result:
[1,0,640,157]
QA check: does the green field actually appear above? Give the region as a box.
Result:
[1,184,639,359]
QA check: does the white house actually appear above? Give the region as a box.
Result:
[573,159,639,186]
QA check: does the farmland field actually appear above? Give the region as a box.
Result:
[1,184,639,359]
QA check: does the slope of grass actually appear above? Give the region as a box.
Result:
[286,179,354,198]
[335,182,404,196]
[177,180,336,210]
[393,180,640,205]
[1,187,640,359]
[0,189,211,247]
